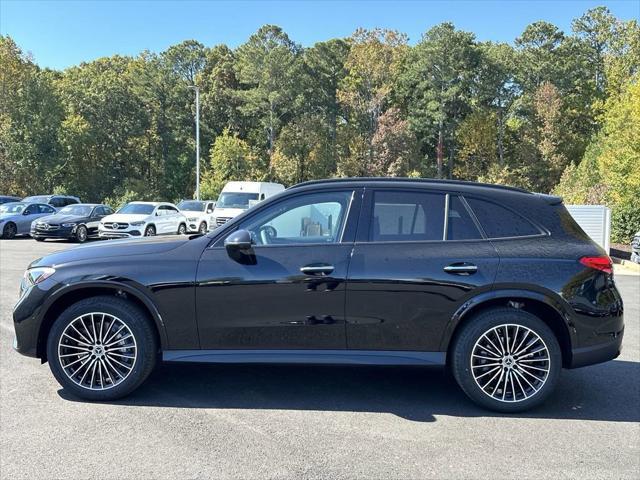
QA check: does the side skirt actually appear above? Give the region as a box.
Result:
[162,349,446,366]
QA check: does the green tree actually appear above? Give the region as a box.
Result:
[399,23,478,178]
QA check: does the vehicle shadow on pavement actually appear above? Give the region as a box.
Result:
[59,359,640,422]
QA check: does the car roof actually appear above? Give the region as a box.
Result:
[287,177,539,197]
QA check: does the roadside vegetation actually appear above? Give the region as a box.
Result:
[0,7,638,241]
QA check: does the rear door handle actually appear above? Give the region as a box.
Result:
[443,263,478,275]
[300,264,334,276]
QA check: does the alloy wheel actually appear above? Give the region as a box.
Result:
[57,312,137,390]
[76,226,87,242]
[3,223,16,239]
[199,222,206,234]
[178,224,186,235]
[470,323,550,403]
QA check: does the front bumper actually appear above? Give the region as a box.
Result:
[30,227,75,239]
[99,229,141,239]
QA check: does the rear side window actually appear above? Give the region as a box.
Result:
[370,191,445,242]
[465,197,540,238]
[50,197,65,208]
[447,196,482,240]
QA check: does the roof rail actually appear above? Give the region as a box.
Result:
[287,177,532,194]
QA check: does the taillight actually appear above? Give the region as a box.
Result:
[579,256,613,274]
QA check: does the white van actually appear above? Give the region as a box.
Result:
[212,181,284,228]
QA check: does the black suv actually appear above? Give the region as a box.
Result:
[13,178,623,412]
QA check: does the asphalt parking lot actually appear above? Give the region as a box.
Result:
[0,238,638,480]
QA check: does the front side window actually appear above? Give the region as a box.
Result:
[370,191,445,242]
[39,205,55,214]
[240,191,353,245]
[465,197,540,238]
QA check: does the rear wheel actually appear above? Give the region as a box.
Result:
[2,222,17,239]
[144,225,155,237]
[46,296,157,401]
[75,225,88,243]
[451,308,561,412]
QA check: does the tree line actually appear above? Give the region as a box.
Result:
[0,6,638,241]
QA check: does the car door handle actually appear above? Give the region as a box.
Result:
[300,264,334,276]
[443,263,478,275]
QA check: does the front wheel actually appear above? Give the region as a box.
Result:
[2,222,17,239]
[46,296,157,401]
[144,225,155,237]
[198,222,207,234]
[451,308,561,412]
[177,223,186,235]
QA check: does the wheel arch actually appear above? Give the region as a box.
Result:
[442,289,575,368]
[36,281,167,361]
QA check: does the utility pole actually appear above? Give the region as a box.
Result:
[189,85,200,200]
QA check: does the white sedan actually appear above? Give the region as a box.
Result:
[99,202,187,239]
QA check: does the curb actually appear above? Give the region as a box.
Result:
[611,256,640,272]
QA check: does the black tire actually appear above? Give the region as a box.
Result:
[451,307,561,413]
[198,222,207,234]
[144,225,155,237]
[34,237,45,242]
[75,225,88,243]
[2,222,17,239]
[177,223,186,235]
[46,295,157,401]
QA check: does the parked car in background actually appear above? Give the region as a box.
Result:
[0,195,21,204]
[631,231,640,264]
[13,178,623,412]
[30,204,114,243]
[178,200,216,234]
[212,181,284,228]
[22,195,80,210]
[0,202,56,238]
[99,202,186,239]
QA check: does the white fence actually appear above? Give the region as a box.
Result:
[566,205,611,252]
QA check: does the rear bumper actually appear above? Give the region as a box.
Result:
[569,327,624,368]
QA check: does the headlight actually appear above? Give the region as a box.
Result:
[23,267,56,286]
[130,221,145,226]
[62,223,76,228]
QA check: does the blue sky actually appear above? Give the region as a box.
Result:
[1,0,638,69]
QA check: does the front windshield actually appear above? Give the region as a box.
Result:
[177,200,205,212]
[0,203,26,214]
[216,192,259,209]
[22,196,49,203]
[117,203,155,215]
[59,205,93,216]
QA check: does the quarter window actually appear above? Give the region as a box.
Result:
[370,191,445,242]
[465,197,540,238]
[241,191,353,245]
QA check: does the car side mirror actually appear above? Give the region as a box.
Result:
[224,229,256,264]
[207,209,213,213]
[155,211,160,216]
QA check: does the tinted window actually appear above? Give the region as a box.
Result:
[50,197,65,208]
[104,207,114,215]
[63,197,78,206]
[24,205,38,214]
[39,204,55,214]
[241,191,352,245]
[369,191,445,242]
[465,197,540,238]
[447,196,482,240]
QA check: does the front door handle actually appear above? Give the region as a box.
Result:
[443,262,478,275]
[300,264,334,276]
